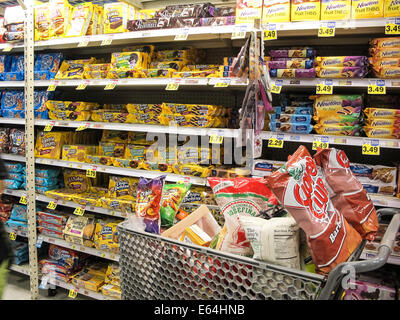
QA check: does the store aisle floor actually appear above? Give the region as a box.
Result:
[2,271,92,300]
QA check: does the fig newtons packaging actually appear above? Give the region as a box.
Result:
[291,0,321,21]
[384,0,400,17]
[351,0,384,19]
[235,0,263,25]
[264,145,362,274]
[262,0,290,23]
[321,0,351,20]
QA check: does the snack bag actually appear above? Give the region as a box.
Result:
[321,0,351,20]
[262,0,290,23]
[63,169,91,193]
[65,2,94,37]
[107,176,138,201]
[35,2,51,41]
[384,0,400,17]
[103,2,136,34]
[135,175,166,234]
[160,183,191,228]
[291,0,321,21]
[313,148,378,240]
[34,131,66,159]
[235,0,263,25]
[351,0,384,19]
[49,0,71,38]
[207,177,280,256]
[94,220,119,253]
[264,145,362,274]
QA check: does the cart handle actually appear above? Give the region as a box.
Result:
[318,210,400,300]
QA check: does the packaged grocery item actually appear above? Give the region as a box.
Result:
[270,68,316,78]
[262,0,290,23]
[364,126,400,138]
[135,175,166,234]
[161,103,225,116]
[159,114,225,128]
[369,47,400,58]
[207,177,280,256]
[269,122,313,133]
[99,142,125,158]
[46,100,96,112]
[365,117,400,127]
[311,94,363,117]
[384,0,400,17]
[350,163,397,195]
[4,161,24,173]
[63,169,91,193]
[3,179,22,190]
[172,163,212,178]
[314,124,362,136]
[182,186,216,205]
[240,215,301,269]
[252,159,286,177]
[34,131,67,159]
[372,66,400,78]
[37,210,69,226]
[35,167,60,179]
[71,270,105,292]
[107,176,138,201]
[101,130,134,143]
[8,172,25,182]
[291,0,321,21]
[274,106,313,115]
[344,279,396,300]
[104,2,136,34]
[55,58,96,79]
[91,110,135,123]
[62,145,96,162]
[179,224,212,246]
[9,128,25,155]
[160,183,191,228]
[235,0,262,25]
[111,52,148,70]
[0,55,11,73]
[316,56,369,68]
[126,104,162,115]
[364,107,400,118]
[38,220,65,233]
[321,0,351,20]
[63,215,96,247]
[35,176,58,187]
[10,204,27,222]
[49,110,91,121]
[268,60,315,69]
[269,113,312,123]
[4,5,24,26]
[49,0,72,38]
[101,284,121,299]
[269,48,316,59]
[314,148,378,240]
[369,57,400,69]
[35,3,51,41]
[313,114,360,126]
[93,220,119,253]
[65,2,93,37]
[264,145,362,274]
[351,0,384,19]
[370,37,400,48]
[100,197,134,214]
[316,66,367,78]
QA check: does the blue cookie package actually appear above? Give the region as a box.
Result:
[10,204,27,222]
[7,172,25,182]
[35,167,60,179]
[3,179,22,190]
[10,55,24,73]
[0,55,12,73]
[273,106,313,115]
[269,113,312,123]
[1,71,24,81]
[34,53,63,72]
[5,219,28,231]
[0,91,24,110]
[35,184,59,194]
[4,161,25,173]
[269,122,313,133]
[35,176,59,187]
[34,70,56,80]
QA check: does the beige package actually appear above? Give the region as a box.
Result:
[66,2,94,37]
[34,2,51,41]
[49,0,71,38]
[262,0,290,23]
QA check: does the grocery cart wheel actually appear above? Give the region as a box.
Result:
[47,288,57,297]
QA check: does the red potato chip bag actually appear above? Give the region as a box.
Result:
[207,177,280,257]
[313,148,378,241]
[264,145,362,274]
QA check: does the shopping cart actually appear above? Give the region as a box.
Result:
[117,208,400,300]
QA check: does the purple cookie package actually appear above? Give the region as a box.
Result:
[317,56,368,67]
[269,48,316,59]
[316,66,368,78]
[270,68,316,78]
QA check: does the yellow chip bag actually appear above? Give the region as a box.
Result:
[34,131,66,159]
[65,2,94,37]
[35,2,51,41]
[94,220,120,253]
[107,175,139,201]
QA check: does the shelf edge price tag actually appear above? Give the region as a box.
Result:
[3,45,13,52]
[78,36,90,47]
[101,35,113,46]
[86,168,97,178]
[166,81,179,91]
[312,136,330,150]
[368,80,386,95]
[174,27,189,41]
[316,79,333,94]
[76,123,89,131]
[318,21,336,37]
[231,25,247,40]
[68,288,78,299]
[268,136,284,148]
[9,232,16,241]
[209,135,223,144]
[385,18,400,35]
[214,79,230,88]
[47,201,58,210]
[74,207,85,216]
[270,80,282,94]
[104,80,118,90]
[76,83,87,90]
[264,24,277,41]
[19,196,27,205]
[47,81,58,92]
[362,140,380,155]
[44,123,53,132]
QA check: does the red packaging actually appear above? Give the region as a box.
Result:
[313,148,378,241]
[264,145,362,274]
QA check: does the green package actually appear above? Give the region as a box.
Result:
[160,183,191,228]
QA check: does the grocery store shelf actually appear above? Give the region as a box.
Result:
[0,153,26,162]
[261,131,400,149]
[34,119,241,138]
[0,81,25,88]
[34,77,248,89]
[35,158,207,186]
[270,78,400,89]
[4,226,28,238]
[369,194,400,209]
[9,263,30,276]
[2,189,128,219]
[360,251,400,266]
[39,235,119,262]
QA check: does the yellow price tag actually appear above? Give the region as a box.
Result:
[74,207,85,216]
[47,84,57,92]
[44,124,53,132]
[47,202,57,210]
[385,23,400,35]
[166,82,179,91]
[264,29,277,41]
[86,169,96,178]
[318,26,335,37]
[78,38,90,47]
[209,135,223,144]
[68,289,78,299]
[76,83,87,90]
[19,196,27,205]
[174,32,189,41]
[312,140,329,150]
[368,84,386,95]
[76,125,88,131]
[268,138,284,148]
[214,81,229,88]
[316,84,333,94]
[362,144,380,155]
[3,46,13,52]
[270,84,282,94]
[104,83,116,90]
[101,253,106,258]
[101,38,112,46]
[9,232,16,241]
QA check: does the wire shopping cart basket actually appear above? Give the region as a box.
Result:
[117,208,400,300]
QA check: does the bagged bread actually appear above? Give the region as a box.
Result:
[264,145,362,274]
[313,148,378,240]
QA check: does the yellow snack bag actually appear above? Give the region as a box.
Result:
[126,104,162,114]
[34,131,66,159]
[70,192,102,207]
[45,188,76,201]
[112,157,143,169]
[46,100,98,112]
[123,144,148,160]
[235,0,263,25]
[321,0,351,20]
[35,2,51,41]
[291,0,321,21]
[107,176,138,201]
[161,103,222,116]
[262,0,290,23]
[62,144,96,162]
[172,163,212,178]
[91,110,136,123]
[63,168,92,193]
[49,110,92,121]
[101,284,121,300]
[86,4,99,35]
[101,130,134,143]
[94,220,120,253]
[99,142,125,158]
[370,37,400,48]
[370,47,400,58]
[96,5,103,35]
[364,107,400,118]
[49,0,71,38]
[111,52,148,70]
[103,2,136,34]
[351,0,384,19]
[66,2,94,37]
[384,0,400,17]
[86,155,114,166]
[55,58,96,79]
[364,126,400,138]
[137,9,156,19]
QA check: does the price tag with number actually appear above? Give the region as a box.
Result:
[174,27,189,41]
[47,82,58,92]
[209,135,223,144]
[3,45,13,52]
[385,18,400,35]
[47,201,58,210]
[74,207,85,216]
[214,79,230,87]
[231,25,247,39]
[19,196,27,205]
[271,80,282,94]
[368,80,386,94]
[264,24,277,40]
[86,168,96,178]
[101,35,113,46]
[76,83,87,90]
[78,36,90,47]
[9,232,16,241]
[312,140,329,150]
[166,82,179,91]
[362,143,380,155]
[318,21,336,37]
[44,123,53,132]
[104,80,118,90]
[316,79,333,94]
[76,124,88,131]
[68,288,78,299]
[268,137,284,148]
